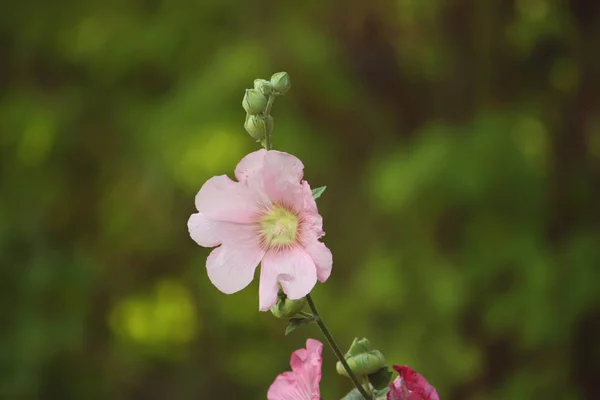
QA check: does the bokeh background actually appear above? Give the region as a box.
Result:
[2,0,600,399]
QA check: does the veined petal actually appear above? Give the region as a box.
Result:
[235,149,267,183]
[258,259,280,311]
[234,149,271,206]
[263,151,305,211]
[195,175,261,223]
[291,338,323,373]
[301,181,318,215]
[263,247,318,301]
[304,240,332,282]
[206,225,265,294]
[267,372,309,400]
[188,213,223,247]
[300,213,324,242]
[268,339,323,400]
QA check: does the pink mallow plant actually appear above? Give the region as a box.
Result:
[188,149,332,311]
[187,72,440,399]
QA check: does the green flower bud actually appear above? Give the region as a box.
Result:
[336,338,386,377]
[242,88,268,115]
[254,79,273,95]
[270,72,291,94]
[244,114,274,141]
[270,295,306,319]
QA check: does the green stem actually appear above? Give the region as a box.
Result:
[261,87,368,398]
[264,94,275,117]
[306,294,372,400]
[362,376,373,396]
[298,310,314,318]
[263,95,276,150]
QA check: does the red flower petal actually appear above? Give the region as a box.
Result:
[387,365,440,400]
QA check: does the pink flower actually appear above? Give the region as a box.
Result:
[267,339,323,400]
[387,365,440,400]
[187,149,333,310]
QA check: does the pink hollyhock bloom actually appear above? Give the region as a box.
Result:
[387,365,440,400]
[267,339,323,400]
[187,149,332,310]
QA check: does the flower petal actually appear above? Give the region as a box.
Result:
[388,365,440,400]
[188,213,223,247]
[301,181,318,215]
[268,340,323,400]
[291,339,323,373]
[258,258,280,311]
[304,240,332,282]
[263,247,318,301]
[234,149,271,206]
[195,175,261,223]
[206,225,265,294]
[263,151,305,211]
[235,149,267,183]
[267,372,307,400]
[290,339,323,398]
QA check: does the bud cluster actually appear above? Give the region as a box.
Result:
[336,338,386,378]
[242,72,291,146]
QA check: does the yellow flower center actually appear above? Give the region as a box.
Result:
[259,206,299,248]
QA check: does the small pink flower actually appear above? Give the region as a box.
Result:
[188,149,333,310]
[387,365,440,400]
[267,339,323,400]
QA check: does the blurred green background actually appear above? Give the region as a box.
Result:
[1,0,600,399]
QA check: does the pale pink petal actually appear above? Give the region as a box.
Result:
[235,149,267,183]
[267,372,314,400]
[301,181,318,215]
[289,348,309,372]
[300,213,324,242]
[263,151,305,211]
[304,240,332,282]
[291,338,323,375]
[300,181,325,240]
[305,338,323,362]
[187,213,223,247]
[234,149,271,205]
[206,224,265,294]
[188,213,249,248]
[305,339,323,394]
[194,175,261,223]
[268,339,323,400]
[263,247,318,301]
[258,259,280,311]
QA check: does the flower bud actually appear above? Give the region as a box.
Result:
[254,79,273,96]
[244,114,274,141]
[336,338,386,377]
[270,295,306,319]
[242,88,268,115]
[270,72,291,94]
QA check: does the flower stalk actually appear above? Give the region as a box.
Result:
[305,294,372,400]
[263,95,276,150]
[190,71,440,400]
[260,72,371,400]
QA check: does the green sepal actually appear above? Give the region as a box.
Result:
[341,388,366,400]
[311,186,327,200]
[373,386,391,399]
[271,296,306,319]
[368,366,393,390]
[284,316,315,336]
